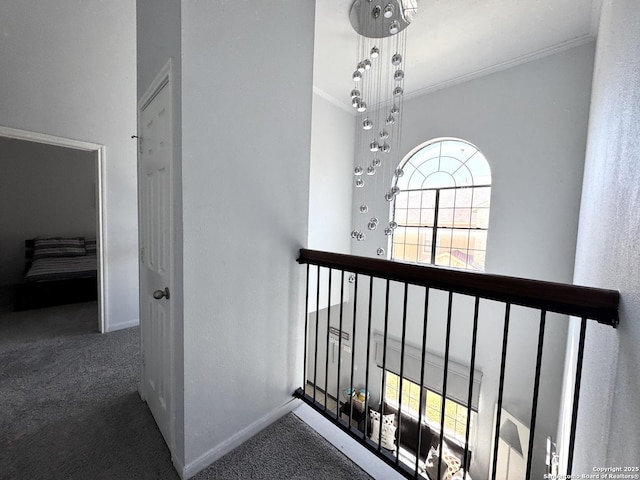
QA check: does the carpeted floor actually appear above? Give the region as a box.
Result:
[196,413,372,480]
[0,301,371,480]
[0,302,175,480]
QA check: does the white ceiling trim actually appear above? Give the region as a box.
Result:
[313,86,354,115]
[404,33,596,101]
[314,33,596,115]
[590,0,604,36]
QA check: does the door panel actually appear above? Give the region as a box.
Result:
[139,74,173,449]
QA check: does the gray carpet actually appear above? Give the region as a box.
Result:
[195,413,372,480]
[0,301,372,480]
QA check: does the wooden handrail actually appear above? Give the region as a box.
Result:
[297,249,619,327]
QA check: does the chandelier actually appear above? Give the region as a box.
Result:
[349,0,417,257]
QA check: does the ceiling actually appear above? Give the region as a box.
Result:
[313,0,602,111]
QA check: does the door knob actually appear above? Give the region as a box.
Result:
[153,287,170,300]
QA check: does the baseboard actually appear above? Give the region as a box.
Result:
[293,403,405,480]
[106,318,139,332]
[181,397,302,479]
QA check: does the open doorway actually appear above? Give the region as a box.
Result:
[0,126,106,332]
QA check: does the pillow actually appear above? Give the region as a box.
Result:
[383,401,433,461]
[85,239,97,255]
[424,444,462,480]
[369,409,397,451]
[33,237,86,259]
[451,469,471,480]
[430,436,471,471]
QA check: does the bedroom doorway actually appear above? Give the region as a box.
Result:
[0,126,106,332]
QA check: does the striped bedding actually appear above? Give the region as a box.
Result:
[32,237,85,259]
[25,254,97,282]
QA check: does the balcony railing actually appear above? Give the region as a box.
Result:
[294,249,618,480]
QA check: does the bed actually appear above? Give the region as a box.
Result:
[14,237,98,311]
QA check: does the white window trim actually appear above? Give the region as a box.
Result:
[374,332,482,411]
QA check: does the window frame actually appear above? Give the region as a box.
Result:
[383,370,478,447]
[390,138,491,271]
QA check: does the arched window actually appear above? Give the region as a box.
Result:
[391,138,491,271]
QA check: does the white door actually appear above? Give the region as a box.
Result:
[138,62,174,449]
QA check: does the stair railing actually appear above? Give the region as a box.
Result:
[294,249,618,480]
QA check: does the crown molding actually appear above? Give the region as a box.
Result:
[314,33,596,115]
[404,34,596,101]
[313,86,355,115]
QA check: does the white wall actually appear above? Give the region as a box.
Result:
[347,43,595,478]
[0,0,138,331]
[309,93,354,255]
[137,0,181,103]
[352,42,595,284]
[308,93,355,310]
[562,0,640,472]
[180,0,315,474]
[0,138,96,285]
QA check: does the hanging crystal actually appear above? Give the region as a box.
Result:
[391,185,401,196]
[348,274,356,283]
[394,168,404,177]
[349,0,415,250]
[389,221,398,229]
